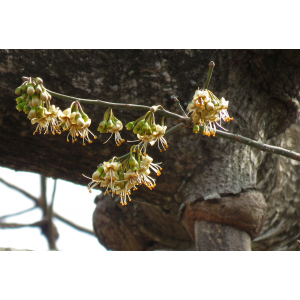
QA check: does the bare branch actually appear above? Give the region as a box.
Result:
[0,206,37,220]
[215,130,300,162]
[53,212,95,236]
[0,219,47,229]
[0,177,40,205]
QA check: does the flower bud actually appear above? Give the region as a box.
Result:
[35,77,43,85]
[141,122,151,134]
[16,102,26,112]
[21,93,28,99]
[126,121,135,130]
[136,120,145,128]
[193,124,200,134]
[129,155,138,167]
[133,126,140,135]
[35,85,42,94]
[92,171,101,181]
[206,102,214,111]
[27,83,35,96]
[23,104,31,114]
[15,87,22,95]
[31,94,40,107]
[28,109,37,119]
[40,91,48,101]
[21,84,28,93]
[106,120,113,131]
[97,120,107,133]
[16,97,24,104]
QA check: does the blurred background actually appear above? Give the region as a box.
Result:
[0,166,106,251]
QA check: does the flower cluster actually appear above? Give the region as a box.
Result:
[97,108,125,146]
[14,77,96,145]
[126,110,169,154]
[187,89,234,136]
[86,148,162,206]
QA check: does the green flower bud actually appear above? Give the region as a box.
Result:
[16,102,26,112]
[150,124,157,133]
[36,107,44,119]
[193,124,200,134]
[21,93,28,99]
[35,85,42,94]
[35,77,43,85]
[141,122,151,134]
[106,119,113,131]
[21,84,28,93]
[126,121,135,130]
[27,83,35,96]
[97,165,104,174]
[129,155,138,167]
[23,104,31,114]
[16,97,24,104]
[92,171,101,181]
[136,120,145,128]
[133,126,139,135]
[97,120,107,133]
[15,87,22,95]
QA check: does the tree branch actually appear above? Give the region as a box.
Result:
[53,212,95,236]
[47,90,185,121]
[0,206,37,220]
[215,130,300,162]
[0,177,40,205]
[0,219,47,229]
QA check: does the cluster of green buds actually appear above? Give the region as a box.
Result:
[126,107,168,154]
[97,108,125,146]
[59,101,96,145]
[86,146,162,206]
[187,89,234,136]
[15,77,61,135]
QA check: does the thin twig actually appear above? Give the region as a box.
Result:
[47,90,185,121]
[0,177,40,205]
[174,98,187,117]
[0,219,47,229]
[0,206,37,220]
[53,212,95,236]
[215,130,300,162]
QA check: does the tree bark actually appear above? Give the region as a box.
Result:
[1,50,300,250]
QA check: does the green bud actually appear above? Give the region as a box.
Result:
[35,85,42,94]
[34,77,43,85]
[193,124,200,134]
[141,122,151,134]
[16,97,24,104]
[133,126,139,135]
[23,104,31,114]
[126,121,135,130]
[15,87,22,95]
[136,120,145,128]
[27,83,35,96]
[21,84,28,93]
[21,93,28,99]
[81,112,89,122]
[97,165,104,174]
[97,120,107,133]
[129,155,138,167]
[16,102,26,112]
[36,106,44,118]
[150,124,157,132]
[106,120,113,131]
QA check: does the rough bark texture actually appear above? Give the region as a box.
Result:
[1,50,300,250]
